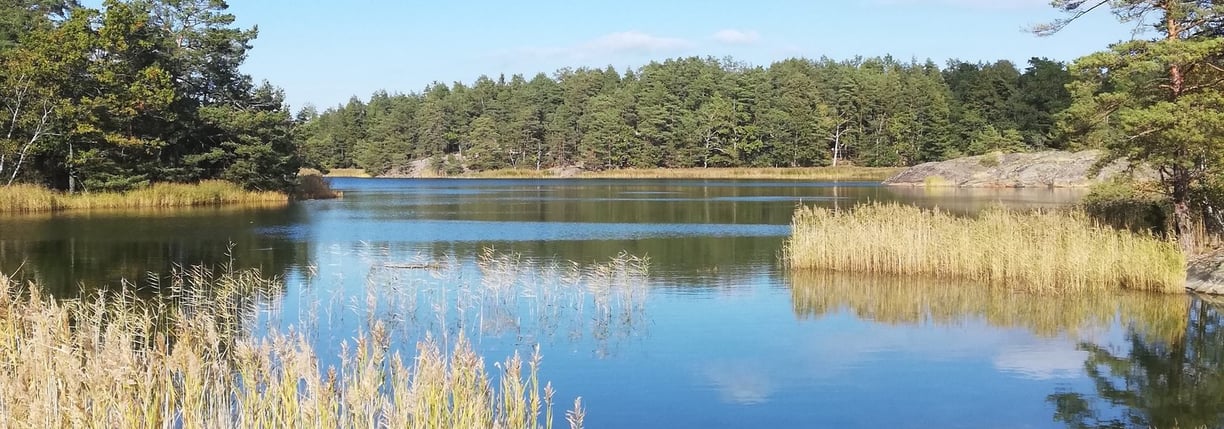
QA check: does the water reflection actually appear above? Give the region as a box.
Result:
[0,204,312,296]
[788,271,1189,342]
[1048,298,1224,429]
[299,243,651,359]
[883,186,1089,213]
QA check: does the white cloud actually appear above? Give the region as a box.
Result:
[507,31,694,62]
[587,31,693,54]
[711,29,762,45]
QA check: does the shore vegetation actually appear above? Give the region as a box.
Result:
[0,265,582,429]
[0,180,289,213]
[785,202,1185,293]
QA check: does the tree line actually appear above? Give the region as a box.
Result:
[0,0,299,192]
[296,56,1072,175]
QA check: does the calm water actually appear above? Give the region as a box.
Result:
[1,178,1220,429]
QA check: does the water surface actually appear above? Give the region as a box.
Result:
[1,178,1219,429]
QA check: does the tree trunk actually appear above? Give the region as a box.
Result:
[1171,167,1197,253]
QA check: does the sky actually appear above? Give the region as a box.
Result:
[209,0,1143,110]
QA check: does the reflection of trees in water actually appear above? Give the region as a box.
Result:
[788,271,1189,342]
[319,243,651,358]
[0,205,311,297]
[1048,298,1224,429]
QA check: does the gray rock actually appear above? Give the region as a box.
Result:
[883,150,1152,188]
[1187,251,1224,295]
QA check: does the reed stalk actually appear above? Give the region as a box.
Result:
[0,265,581,428]
[785,202,1186,293]
[0,181,288,213]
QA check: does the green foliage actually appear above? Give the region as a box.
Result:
[1081,179,1169,235]
[297,55,1068,173]
[1049,0,1224,250]
[0,0,300,193]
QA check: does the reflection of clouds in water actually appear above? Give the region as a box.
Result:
[993,343,1088,380]
[698,360,774,405]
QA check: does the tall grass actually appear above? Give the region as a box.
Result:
[0,181,288,213]
[785,202,1186,293]
[0,266,582,429]
[459,166,900,181]
[579,166,901,181]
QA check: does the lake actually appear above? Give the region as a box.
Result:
[1,178,1220,429]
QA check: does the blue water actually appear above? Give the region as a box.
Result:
[2,178,1217,428]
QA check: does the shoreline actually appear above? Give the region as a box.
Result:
[0,181,289,214]
[326,166,902,182]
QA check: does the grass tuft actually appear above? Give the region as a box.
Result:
[0,181,288,213]
[784,202,1186,293]
[0,265,582,428]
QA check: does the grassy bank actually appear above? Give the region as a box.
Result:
[0,267,582,429]
[575,166,900,181]
[785,203,1186,293]
[421,166,901,181]
[321,168,372,178]
[0,180,289,213]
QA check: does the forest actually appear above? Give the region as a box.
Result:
[296,56,1073,175]
[3,0,1223,251]
[0,0,299,192]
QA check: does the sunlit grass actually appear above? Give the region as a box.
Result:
[578,166,900,181]
[322,168,371,178]
[0,264,584,429]
[785,202,1186,293]
[0,181,288,213]
[459,166,900,181]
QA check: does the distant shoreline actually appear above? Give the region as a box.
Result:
[325,166,902,182]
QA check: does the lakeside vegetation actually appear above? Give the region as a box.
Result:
[346,165,900,181]
[0,180,289,213]
[299,56,1070,177]
[785,203,1186,293]
[0,265,584,429]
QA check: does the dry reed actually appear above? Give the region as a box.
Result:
[785,202,1186,293]
[0,181,288,213]
[459,166,900,181]
[577,166,900,181]
[0,265,582,429]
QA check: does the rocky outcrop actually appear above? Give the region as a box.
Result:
[883,150,1150,188]
[1187,251,1224,295]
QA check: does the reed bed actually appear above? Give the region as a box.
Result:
[578,166,901,181]
[458,166,900,181]
[0,266,582,429]
[789,271,1190,342]
[321,168,372,178]
[785,202,1186,293]
[348,245,651,357]
[0,181,288,213]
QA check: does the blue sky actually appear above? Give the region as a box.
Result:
[210,1,1140,110]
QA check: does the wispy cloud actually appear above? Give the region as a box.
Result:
[506,31,694,61]
[711,29,762,45]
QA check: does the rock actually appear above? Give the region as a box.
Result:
[883,150,1153,188]
[1187,251,1224,295]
